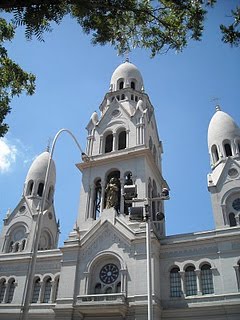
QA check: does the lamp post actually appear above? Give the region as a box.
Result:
[20,129,87,320]
[125,188,169,320]
[145,204,153,320]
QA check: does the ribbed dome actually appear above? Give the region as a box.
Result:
[110,61,144,92]
[25,151,56,187]
[208,107,240,148]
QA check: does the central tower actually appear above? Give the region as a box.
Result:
[76,60,168,237]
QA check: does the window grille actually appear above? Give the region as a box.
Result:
[170,268,181,297]
[185,266,197,296]
[201,264,214,295]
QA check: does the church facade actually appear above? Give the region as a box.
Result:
[0,61,240,320]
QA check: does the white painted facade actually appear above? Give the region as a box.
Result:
[0,61,240,320]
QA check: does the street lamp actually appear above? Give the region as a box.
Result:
[124,187,169,320]
[20,129,88,320]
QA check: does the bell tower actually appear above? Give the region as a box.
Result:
[208,106,240,229]
[0,151,60,253]
[76,60,169,237]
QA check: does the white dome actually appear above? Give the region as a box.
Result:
[110,61,144,92]
[208,108,240,148]
[90,111,99,125]
[25,151,56,187]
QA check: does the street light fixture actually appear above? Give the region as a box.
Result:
[20,129,87,320]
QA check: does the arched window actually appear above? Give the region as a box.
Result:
[211,145,219,163]
[14,242,19,252]
[95,283,101,294]
[185,266,197,296]
[43,277,52,303]
[47,186,54,201]
[37,182,44,197]
[21,239,26,251]
[118,130,126,150]
[200,264,214,295]
[38,231,52,250]
[229,212,237,227]
[116,282,121,293]
[93,179,102,219]
[124,171,133,215]
[131,81,135,90]
[0,279,6,303]
[131,94,134,101]
[149,137,153,151]
[32,278,41,303]
[121,94,125,100]
[8,225,27,253]
[27,180,34,196]
[170,267,181,297]
[6,279,15,303]
[119,81,124,89]
[52,277,59,303]
[224,142,232,157]
[105,133,113,153]
[8,241,14,253]
[105,287,113,294]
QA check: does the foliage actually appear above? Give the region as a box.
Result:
[0,1,239,137]
[0,18,35,137]
[220,6,240,47]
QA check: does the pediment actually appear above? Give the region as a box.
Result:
[96,101,133,134]
[80,216,138,260]
[210,157,240,188]
[3,197,34,226]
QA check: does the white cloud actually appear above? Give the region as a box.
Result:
[0,138,18,173]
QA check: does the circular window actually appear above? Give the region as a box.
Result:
[228,168,238,177]
[99,263,119,284]
[112,109,120,117]
[19,205,26,213]
[232,198,240,211]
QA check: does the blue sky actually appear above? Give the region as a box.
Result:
[0,1,240,246]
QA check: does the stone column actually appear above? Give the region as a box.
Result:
[38,280,44,303]
[221,204,227,226]
[120,269,127,294]
[99,136,103,154]
[88,184,95,219]
[120,178,125,214]
[179,271,185,297]
[233,265,240,291]
[113,133,117,151]
[126,129,130,148]
[84,272,90,295]
[196,269,202,295]
[100,181,106,212]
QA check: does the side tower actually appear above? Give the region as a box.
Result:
[208,106,240,229]
[0,151,60,253]
[76,60,168,237]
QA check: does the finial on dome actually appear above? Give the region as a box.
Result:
[216,105,221,112]
[124,50,130,63]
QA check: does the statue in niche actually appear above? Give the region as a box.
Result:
[105,177,119,209]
